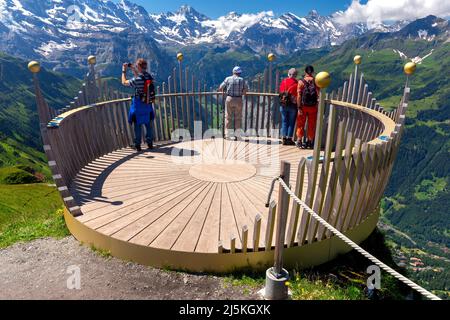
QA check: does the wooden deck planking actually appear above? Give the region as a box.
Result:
[152,183,217,250]
[76,177,195,216]
[115,181,211,244]
[230,182,269,249]
[194,183,222,253]
[88,180,204,231]
[220,183,241,249]
[72,139,314,253]
[226,183,256,248]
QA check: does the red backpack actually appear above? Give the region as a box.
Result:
[140,72,155,104]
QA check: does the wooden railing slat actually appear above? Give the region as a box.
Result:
[265,201,277,251]
[298,91,326,245]
[308,103,337,241]
[253,214,262,252]
[286,158,306,247]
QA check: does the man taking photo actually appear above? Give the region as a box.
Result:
[122,58,155,152]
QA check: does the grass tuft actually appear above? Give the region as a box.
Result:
[0,184,69,248]
[90,245,112,259]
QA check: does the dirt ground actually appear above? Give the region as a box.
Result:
[0,237,260,300]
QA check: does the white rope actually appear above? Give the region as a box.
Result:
[277,178,441,301]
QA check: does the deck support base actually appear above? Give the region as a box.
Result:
[262,267,290,300]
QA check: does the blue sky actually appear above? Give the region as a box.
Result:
[127,0,361,18]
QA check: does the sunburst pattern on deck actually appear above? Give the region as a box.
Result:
[71,138,313,253]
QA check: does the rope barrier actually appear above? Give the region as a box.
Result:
[265,175,282,208]
[276,177,442,301]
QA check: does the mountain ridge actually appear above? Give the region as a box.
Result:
[0,0,409,63]
[1,0,448,81]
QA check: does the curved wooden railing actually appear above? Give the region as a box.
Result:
[30,57,409,254]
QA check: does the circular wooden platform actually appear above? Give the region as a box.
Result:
[67,137,380,272]
[71,138,312,254]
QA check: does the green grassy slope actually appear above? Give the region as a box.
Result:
[0,52,80,177]
[0,184,68,248]
[227,230,408,300]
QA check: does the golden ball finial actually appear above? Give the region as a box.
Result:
[177,52,184,62]
[268,53,276,62]
[404,62,416,75]
[87,55,96,65]
[354,55,362,65]
[315,71,331,89]
[28,61,41,73]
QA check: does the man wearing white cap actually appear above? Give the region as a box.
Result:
[218,66,249,140]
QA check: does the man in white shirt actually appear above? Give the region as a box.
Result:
[218,66,249,140]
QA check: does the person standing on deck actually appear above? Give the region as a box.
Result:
[279,68,298,146]
[122,58,156,152]
[296,65,320,149]
[218,66,249,141]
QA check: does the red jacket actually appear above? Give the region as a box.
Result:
[279,77,298,98]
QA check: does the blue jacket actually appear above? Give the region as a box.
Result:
[128,97,154,125]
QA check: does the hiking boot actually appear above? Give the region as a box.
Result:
[286,139,295,146]
[147,142,154,150]
[135,145,142,152]
[282,137,287,145]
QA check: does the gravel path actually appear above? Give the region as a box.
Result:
[0,237,260,300]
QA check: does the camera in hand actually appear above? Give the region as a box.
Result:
[127,63,133,68]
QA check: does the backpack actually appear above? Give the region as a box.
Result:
[279,79,297,107]
[279,91,292,107]
[140,72,155,104]
[301,79,318,106]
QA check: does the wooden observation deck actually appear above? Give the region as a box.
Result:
[29,56,411,272]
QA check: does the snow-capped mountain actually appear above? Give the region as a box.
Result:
[227,10,368,54]
[0,0,370,60]
[1,0,444,76]
[394,15,449,41]
[370,20,410,33]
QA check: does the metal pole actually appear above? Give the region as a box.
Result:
[179,60,184,127]
[352,64,358,104]
[269,61,273,93]
[87,63,97,104]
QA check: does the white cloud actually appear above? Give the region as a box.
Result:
[333,0,450,27]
